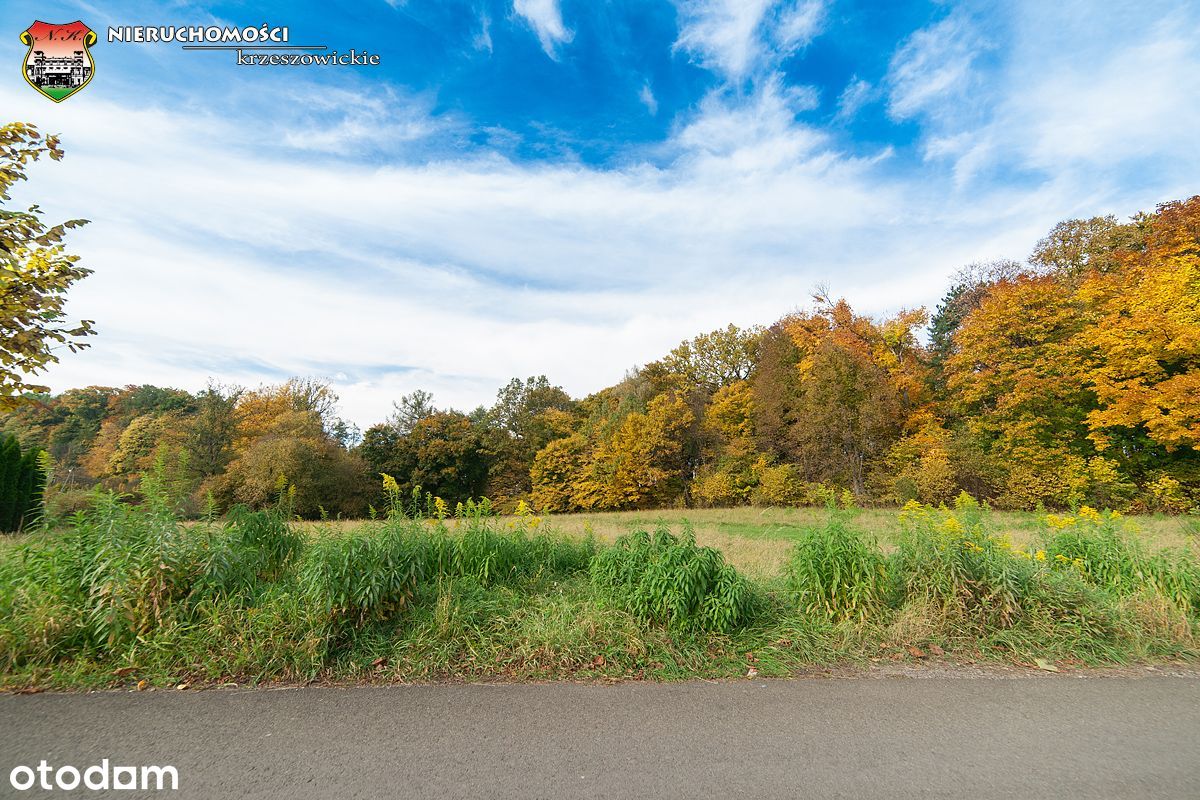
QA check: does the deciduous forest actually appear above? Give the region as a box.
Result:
[4,196,1197,521]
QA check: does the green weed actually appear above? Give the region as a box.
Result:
[786,510,886,621]
[590,524,755,632]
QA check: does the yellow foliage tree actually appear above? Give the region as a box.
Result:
[1079,197,1200,453]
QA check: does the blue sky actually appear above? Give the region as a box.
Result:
[3,0,1199,424]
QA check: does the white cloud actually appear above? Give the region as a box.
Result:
[886,9,988,122]
[639,82,659,115]
[513,0,573,58]
[835,76,872,122]
[894,1,1200,190]
[674,0,777,80]
[773,0,825,51]
[673,0,827,82]
[474,13,494,54]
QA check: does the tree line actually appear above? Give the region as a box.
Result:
[2,196,1197,518]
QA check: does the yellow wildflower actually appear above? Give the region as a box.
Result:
[1035,550,1046,561]
[940,516,964,535]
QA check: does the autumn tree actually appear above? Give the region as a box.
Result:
[753,295,927,497]
[530,433,587,512]
[483,375,575,502]
[927,260,1024,384]
[1077,197,1200,482]
[216,409,367,518]
[0,123,94,408]
[1029,214,1146,277]
[943,271,1097,507]
[532,393,694,512]
[360,411,490,506]
[691,380,757,506]
[183,382,242,479]
[644,323,762,396]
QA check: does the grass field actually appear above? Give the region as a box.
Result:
[296,506,1197,580]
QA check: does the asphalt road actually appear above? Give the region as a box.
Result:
[2,675,1199,799]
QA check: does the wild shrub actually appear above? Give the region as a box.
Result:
[420,518,594,586]
[890,495,1094,629]
[300,526,426,630]
[195,505,305,599]
[748,460,807,506]
[786,511,885,621]
[1040,508,1151,592]
[1041,507,1200,614]
[51,492,212,648]
[590,525,754,632]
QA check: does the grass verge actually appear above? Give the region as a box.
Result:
[1,493,1197,690]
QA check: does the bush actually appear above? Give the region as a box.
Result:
[786,511,885,621]
[422,517,595,587]
[1041,507,1200,613]
[590,526,754,632]
[300,526,425,630]
[1142,475,1194,514]
[691,466,744,508]
[749,461,807,506]
[197,506,305,599]
[890,495,1096,630]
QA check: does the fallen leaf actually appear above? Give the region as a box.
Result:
[371,657,387,668]
[1034,658,1058,673]
[592,655,606,667]
[746,667,759,678]
[113,667,136,677]
[907,646,926,659]
[176,682,190,690]
[136,680,148,691]
[928,644,945,657]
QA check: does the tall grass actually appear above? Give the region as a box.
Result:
[786,509,886,621]
[1041,508,1200,615]
[590,525,755,632]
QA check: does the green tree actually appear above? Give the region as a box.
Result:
[484,376,575,501]
[360,411,490,506]
[0,433,44,531]
[183,382,242,479]
[0,123,94,408]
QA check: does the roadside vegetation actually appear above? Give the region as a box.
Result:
[1,481,1196,690]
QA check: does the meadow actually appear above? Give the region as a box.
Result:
[1,489,1197,690]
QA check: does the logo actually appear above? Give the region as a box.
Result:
[20,20,96,102]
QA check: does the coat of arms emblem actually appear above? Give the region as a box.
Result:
[20,21,96,102]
